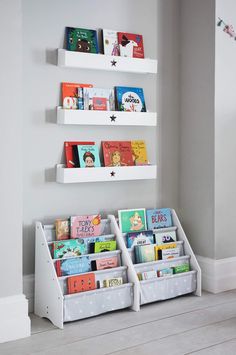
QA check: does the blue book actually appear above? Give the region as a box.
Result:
[115,86,146,112]
[146,208,172,229]
[126,230,154,248]
[77,145,101,168]
[56,256,91,276]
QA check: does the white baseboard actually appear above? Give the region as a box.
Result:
[0,294,31,343]
[196,255,236,293]
[23,274,35,313]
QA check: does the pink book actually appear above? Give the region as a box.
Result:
[70,214,102,239]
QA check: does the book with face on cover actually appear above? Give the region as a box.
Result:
[77,145,101,168]
[70,214,102,239]
[115,86,146,112]
[102,141,134,167]
[61,82,93,109]
[131,140,149,166]
[66,27,99,53]
[118,208,146,233]
[64,141,95,168]
[146,208,173,229]
[102,29,120,56]
[83,87,115,111]
[55,219,70,240]
[117,32,144,58]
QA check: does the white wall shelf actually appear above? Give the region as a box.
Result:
[57,49,157,74]
[57,107,157,126]
[56,164,157,184]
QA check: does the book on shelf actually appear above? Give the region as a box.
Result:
[102,141,134,167]
[55,219,70,240]
[52,239,87,259]
[77,145,101,168]
[126,230,154,248]
[139,270,157,280]
[102,29,120,56]
[146,208,173,229]
[154,230,177,245]
[131,140,149,166]
[55,256,91,277]
[157,267,173,277]
[91,255,119,270]
[70,214,102,239]
[67,273,96,294]
[173,263,190,274]
[90,240,117,253]
[61,82,93,109]
[83,87,115,111]
[161,247,180,260]
[78,235,115,254]
[134,244,155,263]
[118,208,147,233]
[115,86,146,112]
[64,141,95,168]
[117,32,144,58]
[154,242,177,260]
[66,27,99,53]
[102,277,123,288]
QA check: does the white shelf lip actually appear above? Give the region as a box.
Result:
[52,249,121,262]
[133,255,190,269]
[56,164,157,184]
[57,49,157,74]
[58,266,127,281]
[57,107,157,127]
[139,270,197,285]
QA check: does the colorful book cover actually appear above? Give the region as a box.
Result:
[134,244,155,263]
[55,219,70,240]
[126,230,154,248]
[161,248,180,260]
[102,29,120,56]
[173,263,190,274]
[157,268,173,277]
[118,208,146,233]
[115,86,146,112]
[154,243,177,260]
[77,145,101,168]
[131,140,149,165]
[90,240,116,253]
[117,32,144,58]
[64,141,95,168]
[91,256,118,270]
[67,273,96,294]
[146,208,173,229]
[77,234,115,254]
[61,82,93,109]
[70,214,102,239]
[55,256,91,277]
[83,87,115,111]
[154,230,177,245]
[102,141,134,167]
[66,27,99,53]
[52,239,87,259]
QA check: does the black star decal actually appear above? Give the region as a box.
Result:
[110,171,115,177]
[110,115,116,122]
[111,59,117,67]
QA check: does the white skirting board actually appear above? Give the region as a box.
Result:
[0,294,30,343]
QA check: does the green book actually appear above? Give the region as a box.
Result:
[173,263,190,274]
[66,27,99,53]
[90,240,116,253]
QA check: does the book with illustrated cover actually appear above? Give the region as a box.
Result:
[126,230,154,248]
[76,234,115,254]
[61,82,93,109]
[67,273,96,294]
[154,230,177,245]
[173,263,190,274]
[66,27,99,53]
[117,32,144,58]
[64,141,95,168]
[52,239,87,259]
[118,208,146,233]
[70,214,102,239]
[55,256,91,277]
[83,87,115,111]
[55,219,70,240]
[115,86,146,112]
[102,29,120,56]
[161,247,180,260]
[131,140,149,166]
[103,277,123,288]
[157,268,173,277]
[154,242,177,260]
[141,270,157,280]
[146,208,173,229]
[102,141,134,167]
[91,256,119,271]
[90,240,116,253]
[134,244,155,263]
[77,145,101,168]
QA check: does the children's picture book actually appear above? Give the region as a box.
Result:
[70,214,102,239]
[76,234,115,254]
[115,86,146,112]
[134,244,155,263]
[90,240,116,253]
[173,263,190,274]
[131,140,149,166]
[161,247,180,260]
[52,239,87,259]
[126,230,154,249]
[66,27,99,53]
[118,208,147,233]
[77,145,101,168]
[102,141,134,167]
[157,267,173,277]
[102,29,120,56]
[91,256,118,270]
[146,208,173,229]
[83,87,115,111]
[55,219,70,240]
[55,256,91,277]
[117,32,144,58]
[154,230,177,245]
[64,141,95,168]
[103,277,123,288]
[141,270,157,280]
[154,242,177,260]
[67,273,96,294]
[61,82,93,109]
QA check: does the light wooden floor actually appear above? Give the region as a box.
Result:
[1,290,236,354]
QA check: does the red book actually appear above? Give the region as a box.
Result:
[64,141,95,168]
[102,141,134,167]
[117,32,144,59]
[92,97,107,110]
[61,82,93,108]
[67,273,96,294]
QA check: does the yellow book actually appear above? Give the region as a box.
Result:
[131,140,148,165]
[154,243,177,260]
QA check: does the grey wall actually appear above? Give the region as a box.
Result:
[179,0,216,258]
[0,0,23,296]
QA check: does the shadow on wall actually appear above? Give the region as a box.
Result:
[23,224,36,275]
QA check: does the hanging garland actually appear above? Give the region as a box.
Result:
[217,17,236,39]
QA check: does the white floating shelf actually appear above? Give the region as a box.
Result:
[57,107,157,126]
[57,49,157,74]
[56,164,157,184]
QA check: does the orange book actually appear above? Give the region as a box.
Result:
[61,82,93,109]
[67,273,96,294]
